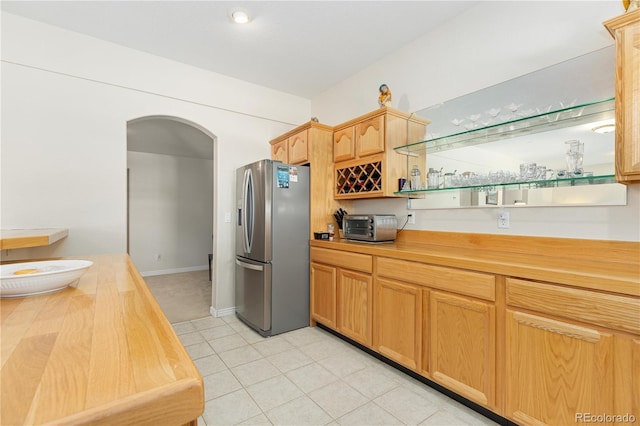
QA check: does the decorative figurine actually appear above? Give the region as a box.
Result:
[310,117,319,122]
[378,84,392,107]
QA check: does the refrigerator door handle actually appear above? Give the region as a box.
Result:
[235,258,264,272]
[242,168,255,254]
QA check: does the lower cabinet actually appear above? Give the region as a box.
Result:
[429,291,496,409]
[505,277,640,425]
[505,309,615,426]
[337,269,372,346]
[310,248,639,424]
[614,336,640,421]
[374,277,422,370]
[310,248,373,346]
[310,262,336,328]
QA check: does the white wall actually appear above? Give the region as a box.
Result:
[0,13,309,312]
[311,1,640,242]
[127,151,213,276]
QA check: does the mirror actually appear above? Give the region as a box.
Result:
[406,46,626,209]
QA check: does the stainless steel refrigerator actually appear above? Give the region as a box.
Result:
[235,159,310,336]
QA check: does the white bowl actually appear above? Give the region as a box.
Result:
[0,260,93,298]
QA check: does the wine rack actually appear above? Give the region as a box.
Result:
[335,161,382,197]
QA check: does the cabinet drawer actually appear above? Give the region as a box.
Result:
[311,247,373,273]
[506,278,640,334]
[376,257,495,301]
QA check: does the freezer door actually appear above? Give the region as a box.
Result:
[235,160,270,262]
[235,256,271,333]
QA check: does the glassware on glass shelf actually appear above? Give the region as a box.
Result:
[536,105,552,114]
[451,118,465,126]
[486,108,501,117]
[525,163,537,180]
[517,108,535,117]
[443,170,457,188]
[506,103,523,112]
[498,113,514,122]
[519,163,528,181]
[565,140,584,176]
[427,168,441,189]
[468,114,482,122]
[410,165,422,190]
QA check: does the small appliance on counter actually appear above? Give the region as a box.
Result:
[342,214,398,242]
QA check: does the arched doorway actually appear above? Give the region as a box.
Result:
[127,115,216,321]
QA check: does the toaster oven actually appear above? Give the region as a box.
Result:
[343,214,398,242]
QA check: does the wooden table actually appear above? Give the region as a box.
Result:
[0,228,69,250]
[0,254,204,425]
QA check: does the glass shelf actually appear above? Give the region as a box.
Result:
[395,98,615,155]
[394,174,616,195]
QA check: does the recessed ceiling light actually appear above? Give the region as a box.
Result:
[592,123,616,134]
[229,8,251,24]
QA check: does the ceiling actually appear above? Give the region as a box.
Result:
[2,1,478,159]
[3,1,615,166]
[1,1,477,99]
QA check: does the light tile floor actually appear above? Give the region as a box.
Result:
[173,315,500,426]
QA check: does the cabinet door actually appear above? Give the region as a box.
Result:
[430,291,496,409]
[614,335,640,422]
[337,269,372,346]
[288,130,308,164]
[310,262,336,328]
[333,127,355,162]
[615,14,640,182]
[271,140,288,163]
[356,115,384,157]
[506,310,615,426]
[374,278,421,370]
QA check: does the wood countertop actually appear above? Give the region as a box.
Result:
[0,254,204,426]
[311,231,640,297]
[0,228,69,250]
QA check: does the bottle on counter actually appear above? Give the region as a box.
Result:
[327,223,335,241]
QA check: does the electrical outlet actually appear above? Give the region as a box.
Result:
[407,211,415,224]
[154,253,161,261]
[497,211,510,228]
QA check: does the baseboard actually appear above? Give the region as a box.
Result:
[140,265,208,277]
[211,306,236,318]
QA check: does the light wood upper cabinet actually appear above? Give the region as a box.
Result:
[430,291,496,409]
[356,115,385,157]
[337,269,372,346]
[333,127,355,162]
[271,140,288,163]
[374,277,422,370]
[605,9,640,183]
[333,107,429,199]
[288,129,308,164]
[270,121,352,238]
